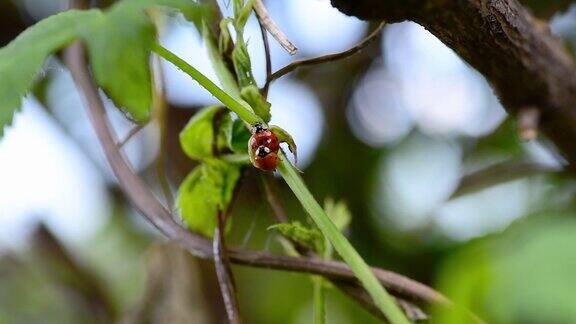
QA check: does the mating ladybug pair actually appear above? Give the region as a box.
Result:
[249,123,280,171]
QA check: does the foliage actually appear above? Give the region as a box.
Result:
[0,10,98,137]
[269,221,325,253]
[156,0,409,320]
[435,217,576,323]
[180,106,231,160]
[0,0,205,137]
[177,160,240,237]
[270,125,298,163]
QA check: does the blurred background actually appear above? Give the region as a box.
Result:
[2,0,576,323]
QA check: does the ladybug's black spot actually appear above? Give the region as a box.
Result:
[256,146,271,157]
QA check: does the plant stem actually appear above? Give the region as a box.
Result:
[313,275,326,324]
[276,153,409,324]
[202,21,241,98]
[151,43,262,126]
[214,210,242,324]
[155,44,409,323]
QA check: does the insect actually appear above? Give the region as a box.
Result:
[249,123,280,171]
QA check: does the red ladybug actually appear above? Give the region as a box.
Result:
[249,123,279,152]
[249,123,280,171]
[253,146,279,171]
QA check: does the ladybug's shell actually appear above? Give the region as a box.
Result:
[254,152,279,171]
[249,130,280,152]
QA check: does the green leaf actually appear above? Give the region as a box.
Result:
[177,160,241,237]
[180,106,231,160]
[218,18,233,55]
[227,118,252,154]
[82,0,206,123]
[234,0,256,32]
[435,218,576,324]
[241,85,271,122]
[232,39,256,87]
[270,125,298,163]
[324,198,352,232]
[0,9,100,137]
[0,0,206,137]
[269,221,324,253]
[82,5,153,122]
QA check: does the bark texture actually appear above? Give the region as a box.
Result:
[331,0,576,170]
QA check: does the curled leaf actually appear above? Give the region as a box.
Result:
[180,106,231,160]
[270,125,298,164]
[269,221,324,253]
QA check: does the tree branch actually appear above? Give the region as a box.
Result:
[331,0,576,172]
[253,0,297,55]
[64,41,449,309]
[450,161,561,200]
[214,211,242,323]
[266,21,385,88]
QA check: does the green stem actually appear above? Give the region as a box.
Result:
[277,153,409,324]
[156,44,408,323]
[202,21,241,98]
[151,43,262,126]
[313,275,326,324]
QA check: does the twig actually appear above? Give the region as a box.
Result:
[64,40,451,309]
[153,107,174,208]
[150,16,175,208]
[336,281,428,322]
[265,21,385,88]
[117,124,144,148]
[253,0,297,55]
[450,161,560,199]
[214,211,242,324]
[257,12,273,98]
[260,175,433,321]
[261,174,288,223]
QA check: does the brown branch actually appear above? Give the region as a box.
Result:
[450,161,561,200]
[336,281,428,322]
[117,124,144,148]
[257,11,273,98]
[64,41,449,309]
[261,174,289,223]
[214,211,242,323]
[330,0,576,172]
[151,40,175,208]
[265,21,385,88]
[260,175,432,320]
[253,0,297,55]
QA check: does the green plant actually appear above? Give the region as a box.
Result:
[0,0,410,322]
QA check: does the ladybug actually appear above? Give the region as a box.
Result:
[253,146,279,171]
[249,123,280,171]
[249,123,279,152]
